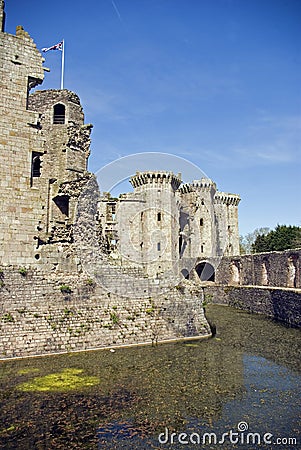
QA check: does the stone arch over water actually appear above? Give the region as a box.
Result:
[195,261,215,282]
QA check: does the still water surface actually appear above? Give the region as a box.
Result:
[0,305,300,449]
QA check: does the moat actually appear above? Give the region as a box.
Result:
[0,305,300,449]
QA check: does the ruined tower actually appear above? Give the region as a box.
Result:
[0,2,93,269]
[0,0,240,280]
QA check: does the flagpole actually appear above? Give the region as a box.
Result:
[60,39,65,89]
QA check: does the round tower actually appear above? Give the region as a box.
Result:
[118,171,182,276]
[180,178,217,259]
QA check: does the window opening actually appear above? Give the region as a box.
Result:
[53,103,65,124]
[106,203,116,222]
[31,152,42,186]
[52,195,69,222]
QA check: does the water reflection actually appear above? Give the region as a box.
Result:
[0,305,300,449]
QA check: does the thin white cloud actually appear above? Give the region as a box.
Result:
[223,112,301,167]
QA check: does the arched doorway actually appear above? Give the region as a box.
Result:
[195,262,215,282]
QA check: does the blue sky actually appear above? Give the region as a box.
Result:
[6,0,301,235]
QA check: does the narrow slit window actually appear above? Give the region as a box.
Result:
[200,218,204,226]
[157,212,161,221]
[157,242,161,251]
[31,152,42,186]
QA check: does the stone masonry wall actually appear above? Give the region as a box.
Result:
[215,249,301,288]
[0,21,46,265]
[203,285,301,328]
[0,267,210,359]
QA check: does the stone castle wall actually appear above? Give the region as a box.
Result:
[1,1,299,363]
[200,249,301,328]
[0,18,45,265]
[215,248,301,288]
[0,12,93,269]
[0,266,210,359]
[203,285,301,328]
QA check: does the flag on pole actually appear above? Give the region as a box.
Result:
[41,40,65,89]
[42,41,63,52]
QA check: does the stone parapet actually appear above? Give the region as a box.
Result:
[214,192,241,206]
[130,171,182,191]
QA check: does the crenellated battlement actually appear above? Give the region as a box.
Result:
[180,178,217,194]
[214,192,241,206]
[130,171,182,191]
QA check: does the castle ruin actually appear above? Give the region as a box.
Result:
[0,0,240,283]
[3,3,299,360]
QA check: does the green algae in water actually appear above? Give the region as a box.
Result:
[0,425,15,435]
[1,305,300,449]
[17,368,100,392]
[17,368,40,375]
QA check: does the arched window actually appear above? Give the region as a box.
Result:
[32,153,41,177]
[53,103,65,124]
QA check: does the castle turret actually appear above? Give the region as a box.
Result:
[214,192,241,256]
[180,178,217,259]
[115,171,182,276]
[130,171,181,192]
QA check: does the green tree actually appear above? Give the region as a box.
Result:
[240,227,270,254]
[252,225,301,253]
